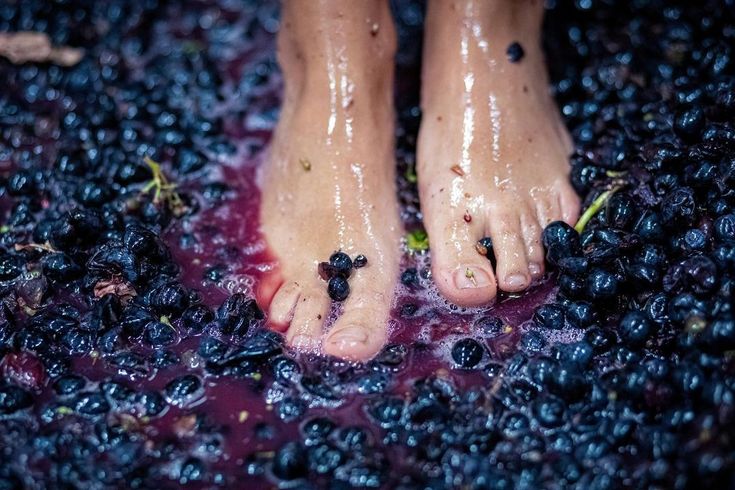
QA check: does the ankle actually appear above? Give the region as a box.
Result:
[425,0,543,50]
[277,3,396,99]
[281,48,395,112]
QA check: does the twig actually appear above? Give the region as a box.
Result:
[574,185,622,234]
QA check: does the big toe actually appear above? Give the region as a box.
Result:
[434,261,497,307]
[323,280,393,361]
[428,226,497,307]
[324,319,385,361]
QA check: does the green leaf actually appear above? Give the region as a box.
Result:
[406,229,429,252]
[404,165,417,184]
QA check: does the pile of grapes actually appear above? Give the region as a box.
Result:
[0,0,733,488]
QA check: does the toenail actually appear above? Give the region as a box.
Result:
[291,335,320,352]
[329,328,368,347]
[454,266,492,289]
[505,274,529,289]
[528,263,542,277]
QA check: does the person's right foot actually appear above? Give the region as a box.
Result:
[417,0,580,307]
[258,1,401,361]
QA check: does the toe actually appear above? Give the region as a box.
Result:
[555,117,574,156]
[323,279,393,361]
[286,287,330,353]
[256,270,283,310]
[323,308,387,361]
[488,210,531,292]
[558,184,581,226]
[433,261,497,307]
[521,213,545,280]
[268,281,301,331]
[428,225,498,307]
[536,196,562,229]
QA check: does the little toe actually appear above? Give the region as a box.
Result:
[286,287,330,353]
[489,211,531,292]
[558,184,582,226]
[268,281,301,331]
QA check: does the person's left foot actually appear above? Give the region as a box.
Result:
[417,0,580,307]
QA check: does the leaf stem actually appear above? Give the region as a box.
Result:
[574,186,622,234]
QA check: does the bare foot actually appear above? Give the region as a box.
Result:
[258,1,401,361]
[417,0,580,307]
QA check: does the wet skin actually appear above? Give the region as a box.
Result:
[259,0,401,361]
[259,0,579,360]
[418,0,580,306]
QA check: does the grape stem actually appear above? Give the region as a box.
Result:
[574,186,622,234]
[140,156,186,216]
